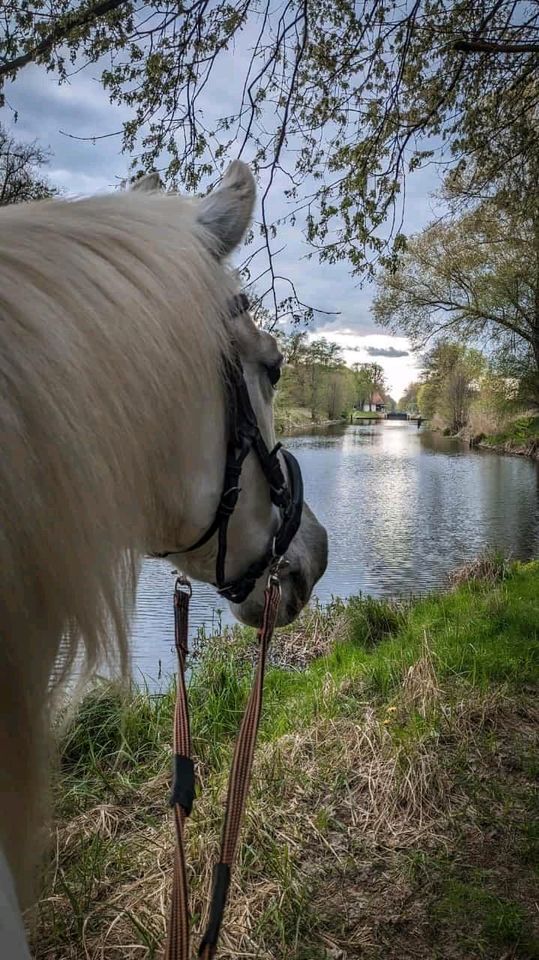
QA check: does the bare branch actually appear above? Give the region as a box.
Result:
[454,38,539,54]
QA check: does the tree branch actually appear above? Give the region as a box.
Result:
[454,38,539,55]
[0,0,129,81]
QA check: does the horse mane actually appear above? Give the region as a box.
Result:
[0,190,233,901]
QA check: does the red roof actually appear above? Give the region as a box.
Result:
[371,392,385,405]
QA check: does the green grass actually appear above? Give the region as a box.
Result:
[351,409,385,419]
[57,682,176,818]
[484,414,539,451]
[259,561,538,741]
[273,404,348,433]
[30,560,539,959]
[434,879,538,957]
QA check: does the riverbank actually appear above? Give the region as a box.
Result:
[450,413,539,460]
[274,404,346,433]
[351,409,385,421]
[29,559,538,959]
[474,414,539,460]
[274,407,383,433]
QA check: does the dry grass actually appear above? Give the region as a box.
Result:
[447,551,511,588]
[399,632,441,719]
[191,599,347,671]
[28,563,539,959]
[467,406,507,439]
[269,600,348,668]
[29,687,537,959]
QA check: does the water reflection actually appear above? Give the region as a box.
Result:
[132,422,539,683]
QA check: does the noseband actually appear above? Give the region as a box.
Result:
[157,294,304,604]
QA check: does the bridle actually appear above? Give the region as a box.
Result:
[157,293,304,604]
[161,294,306,960]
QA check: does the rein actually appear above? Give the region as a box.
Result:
[162,293,304,957]
[164,571,282,960]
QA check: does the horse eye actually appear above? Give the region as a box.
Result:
[266,364,281,387]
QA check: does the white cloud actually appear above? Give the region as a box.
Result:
[48,167,117,195]
[307,331,421,399]
[6,64,131,194]
[5,50,441,342]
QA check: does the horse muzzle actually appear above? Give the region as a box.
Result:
[232,502,328,628]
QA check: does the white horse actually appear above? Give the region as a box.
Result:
[0,161,328,958]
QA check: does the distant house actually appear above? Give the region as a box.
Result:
[362,391,386,413]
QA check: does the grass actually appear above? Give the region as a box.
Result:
[351,409,385,420]
[28,560,539,959]
[274,404,315,433]
[434,879,537,956]
[273,405,347,433]
[482,414,539,456]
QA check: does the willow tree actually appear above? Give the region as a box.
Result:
[1,0,538,317]
[374,198,539,404]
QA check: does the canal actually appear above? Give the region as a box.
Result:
[131,421,539,683]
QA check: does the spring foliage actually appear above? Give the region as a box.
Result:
[2,1,538,294]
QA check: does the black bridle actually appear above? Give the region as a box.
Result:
[156,294,304,605]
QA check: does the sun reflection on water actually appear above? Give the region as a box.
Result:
[132,421,539,685]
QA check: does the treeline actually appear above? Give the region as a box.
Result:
[274,333,394,429]
[399,341,532,437]
[373,65,539,425]
[372,28,539,439]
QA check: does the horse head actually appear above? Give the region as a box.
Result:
[145,162,328,626]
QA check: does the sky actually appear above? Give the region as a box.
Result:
[2,51,444,399]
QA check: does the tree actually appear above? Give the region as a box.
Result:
[0,124,55,204]
[352,362,387,410]
[1,1,539,316]
[418,341,484,432]
[275,334,356,422]
[352,365,374,411]
[398,382,420,415]
[374,200,539,404]
[305,338,343,420]
[278,331,309,366]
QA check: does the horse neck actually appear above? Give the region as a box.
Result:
[0,192,237,912]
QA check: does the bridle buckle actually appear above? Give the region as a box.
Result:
[268,549,289,585]
[173,573,193,598]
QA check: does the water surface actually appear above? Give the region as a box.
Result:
[131,422,539,683]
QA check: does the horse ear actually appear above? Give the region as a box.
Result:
[197,161,255,257]
[131,173,162,193]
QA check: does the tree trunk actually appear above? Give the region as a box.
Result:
[532,203,539,406]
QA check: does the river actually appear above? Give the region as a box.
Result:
[130,421,539,684]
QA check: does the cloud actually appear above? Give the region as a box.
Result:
[307,331,420,398]
[365,345,409,358]
[6,52,441,346]
[8,65,132,195]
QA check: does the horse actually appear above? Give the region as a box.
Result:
[0,161,328,958]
